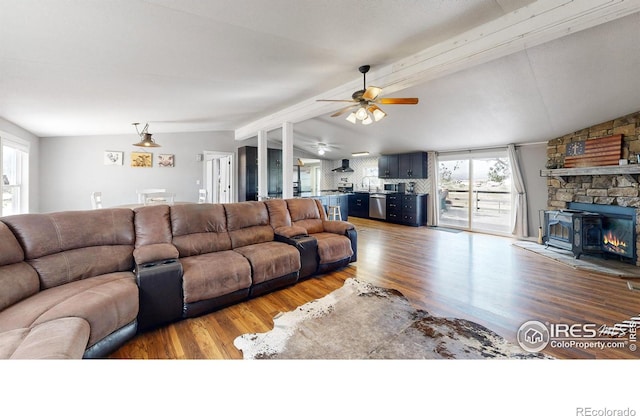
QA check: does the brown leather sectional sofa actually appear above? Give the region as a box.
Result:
[0,198,356,359]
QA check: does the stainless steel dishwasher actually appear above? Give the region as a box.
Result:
[369,193,387,219]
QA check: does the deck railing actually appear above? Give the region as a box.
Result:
[441,189,511,213]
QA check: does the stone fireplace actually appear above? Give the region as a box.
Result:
[543,110,640,266]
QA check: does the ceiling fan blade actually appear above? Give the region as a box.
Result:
[317,99,357,103]
[331,104,359,117]
[362,86,382,101]
[377,97,419,105]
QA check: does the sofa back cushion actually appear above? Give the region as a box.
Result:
[286,198,325,234]
[264,199,291,229]
[0,221,40,312]
[225,201,274,248]
[133,205,179,264]
[134,205,173,246]
[170,203,232,257]
[2,209,135,290]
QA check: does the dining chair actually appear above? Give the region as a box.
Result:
[90,192,103,209]
[137,188,166,204]
[198,189,207,203]
[144,192,175,205]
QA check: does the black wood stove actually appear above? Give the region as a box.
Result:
[543,203,637,264]
[543,209,603,259]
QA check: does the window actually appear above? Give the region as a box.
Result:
[362,166,381,191]
[1,136,29,216]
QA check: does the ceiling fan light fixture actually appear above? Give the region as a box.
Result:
[369,105,387,121]
[361,114,373,125]
[345,113,357,124]
[355,107,368,121]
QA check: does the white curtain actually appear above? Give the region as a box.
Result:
[508,144,528,238]
[427,151,439,226]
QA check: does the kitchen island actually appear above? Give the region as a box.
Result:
[299,192,351,220]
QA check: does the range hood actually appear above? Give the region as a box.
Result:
[332,159,354,173]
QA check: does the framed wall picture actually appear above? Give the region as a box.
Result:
[131,152,153,167]
[104,151,124,165]
[158,154,175,167]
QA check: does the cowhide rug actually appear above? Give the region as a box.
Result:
[234,278,551,359]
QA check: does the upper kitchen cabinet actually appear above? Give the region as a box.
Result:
[378,152,428,179]
[378,154,398,179]
[398,152,428,179]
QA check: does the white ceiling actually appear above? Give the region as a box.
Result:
[1,0,640,159]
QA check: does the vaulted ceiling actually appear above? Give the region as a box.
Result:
[1,0,639,158]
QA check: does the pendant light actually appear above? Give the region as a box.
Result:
[132,123,161,147]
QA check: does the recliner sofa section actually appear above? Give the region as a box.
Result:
[170,201,301,318]
[132,199,356,325]
[0,209,139,359]
[0,198,357,359]
[266,198,357,275]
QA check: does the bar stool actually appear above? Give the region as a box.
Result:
[327,205,342,221]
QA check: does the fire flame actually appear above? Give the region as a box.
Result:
[603,231,628,254]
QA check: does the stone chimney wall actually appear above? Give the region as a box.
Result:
[546,110,640,209]
[545,110,640,264]
[546,111,640,170]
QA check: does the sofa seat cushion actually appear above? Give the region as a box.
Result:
[0,272,138,348]
[234,242,301,285]
[0,317,90,359]
[180,251,252,304]
[313,232,354,265]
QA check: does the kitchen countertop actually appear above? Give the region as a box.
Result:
[351,191,428,196]
[298,191,428,197]
[299,191,353,198]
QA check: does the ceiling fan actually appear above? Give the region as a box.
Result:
[317,65,419,124]
[313,142,339,156]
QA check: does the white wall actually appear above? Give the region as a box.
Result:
[39,130,235,212]
[0,117,40,213]
[517,142,547,238]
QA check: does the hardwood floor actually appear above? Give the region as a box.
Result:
[110,217,640,359]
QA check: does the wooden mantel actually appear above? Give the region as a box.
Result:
[540,165,640,177]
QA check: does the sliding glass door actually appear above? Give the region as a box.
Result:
[437,150,512,234]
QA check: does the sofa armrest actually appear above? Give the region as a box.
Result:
[133,243,179,265]
[274,225,308,238]
[346,228,357,262]
[274,234,318,279]
[135,259,183,332]
[322,220,355,235]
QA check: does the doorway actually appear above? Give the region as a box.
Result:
[437,150,512,234]
[1,136,29,216]
[204,151,234,203]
